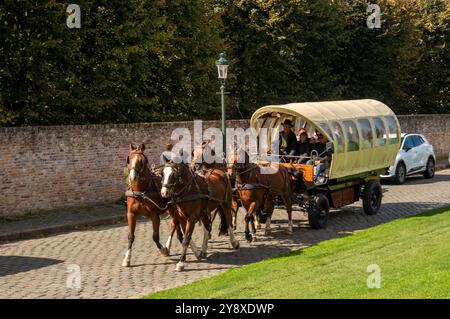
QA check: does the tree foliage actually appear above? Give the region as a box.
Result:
[0,0,224,125]
[0,0,448,126]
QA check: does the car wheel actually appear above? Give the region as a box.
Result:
[423,158,435,179]
[394,162,406,184]
[362,180,382,215]
[307,194,329,229]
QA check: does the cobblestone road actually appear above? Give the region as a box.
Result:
[1,170,449,299]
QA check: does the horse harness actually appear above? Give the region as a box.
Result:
[125,166,173,211]
[162,163,232,218]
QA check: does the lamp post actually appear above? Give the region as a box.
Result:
[216,52,229,159]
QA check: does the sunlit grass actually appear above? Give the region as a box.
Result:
[144,206,450,299]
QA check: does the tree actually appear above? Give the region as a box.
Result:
[407,0,449,113]
[0,0,225,125]
[215,0,349,114]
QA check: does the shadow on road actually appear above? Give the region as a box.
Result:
[335,201,449,216]
[0,256,63,277]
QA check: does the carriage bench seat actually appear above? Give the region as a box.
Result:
[280,163,315,183]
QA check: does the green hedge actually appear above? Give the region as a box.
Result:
[1,0,448,126]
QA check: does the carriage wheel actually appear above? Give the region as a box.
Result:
[362,180,382,215]
[307,194,329,229]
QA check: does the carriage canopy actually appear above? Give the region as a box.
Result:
[250,99,401,180]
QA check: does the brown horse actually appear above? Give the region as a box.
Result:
[160,158,239,271]
[191,140,241,229]
[122,143,182,267]
[228,149,293,242]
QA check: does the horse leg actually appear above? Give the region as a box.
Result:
[190,238,202,260]
[228,219,240,250]
[208,209,218,239]
[282,194,293,234]
[219,202,240,250]
[254,210,261,230]
[176,219,196,272]
[231,198,239,230]
[199,213,212,259]
[176,221,184,244]
[149,213,169,257]
[162,218,177,257]
[263,199,274,236]
[176,218,200,258]
[244,202,256,243]
[250,210,258,242]
[122,209,136,267]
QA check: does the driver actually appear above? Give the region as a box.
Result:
[279,119,297,162]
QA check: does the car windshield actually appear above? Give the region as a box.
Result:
[400,135,406,149]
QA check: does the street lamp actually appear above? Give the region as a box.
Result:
[216,53,229,159]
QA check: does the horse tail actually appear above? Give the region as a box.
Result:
[217,207,229,236]
[217,173,232,236]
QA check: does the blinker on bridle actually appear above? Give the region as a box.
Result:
[128,152,149,181]
[162,162,183,191]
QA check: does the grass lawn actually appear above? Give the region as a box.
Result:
[144,206,450,299]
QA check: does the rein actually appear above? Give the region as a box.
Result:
[125,189,173,211]
[125,154,172,211]
[232,163,269,191]
[165,163,211,205]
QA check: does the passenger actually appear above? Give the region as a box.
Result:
[279,119,297,161]
[295,130,311,164]
[307,132,331,182]
[160,143,175,164]
[333,123,344,153]
[347,126,359,151]
[311,131,327,156]
[296,127,307,141]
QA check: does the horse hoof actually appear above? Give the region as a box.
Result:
[264,229,271,236]
[286,228,293,235]
[175,262,185,272]
[195,252,203,260]
[245,233,252,243]
[160,247,170,257]
[121,260,130,267]
[256,224,261,230]
[252,235,258,242]
[233,241,240,250]
[200,251,208,259]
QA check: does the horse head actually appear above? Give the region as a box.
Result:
[160,156,188,198]
[127,143,151,191]
[227,146,251,173]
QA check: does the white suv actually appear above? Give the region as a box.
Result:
[381,133,436,184]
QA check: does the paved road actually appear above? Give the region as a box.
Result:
[1,170,449,299]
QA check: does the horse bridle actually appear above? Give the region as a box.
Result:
[162,162,182,192]
[162,162,195,199]
[127,152,150,182]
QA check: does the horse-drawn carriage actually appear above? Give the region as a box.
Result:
[122,99,400,271]
[249,99,401,229]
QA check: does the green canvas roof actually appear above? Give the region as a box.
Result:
[250,99,401,180]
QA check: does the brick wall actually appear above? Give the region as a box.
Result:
[0,120,248,216]
[397,115,450,159]
[0,115,448,216]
